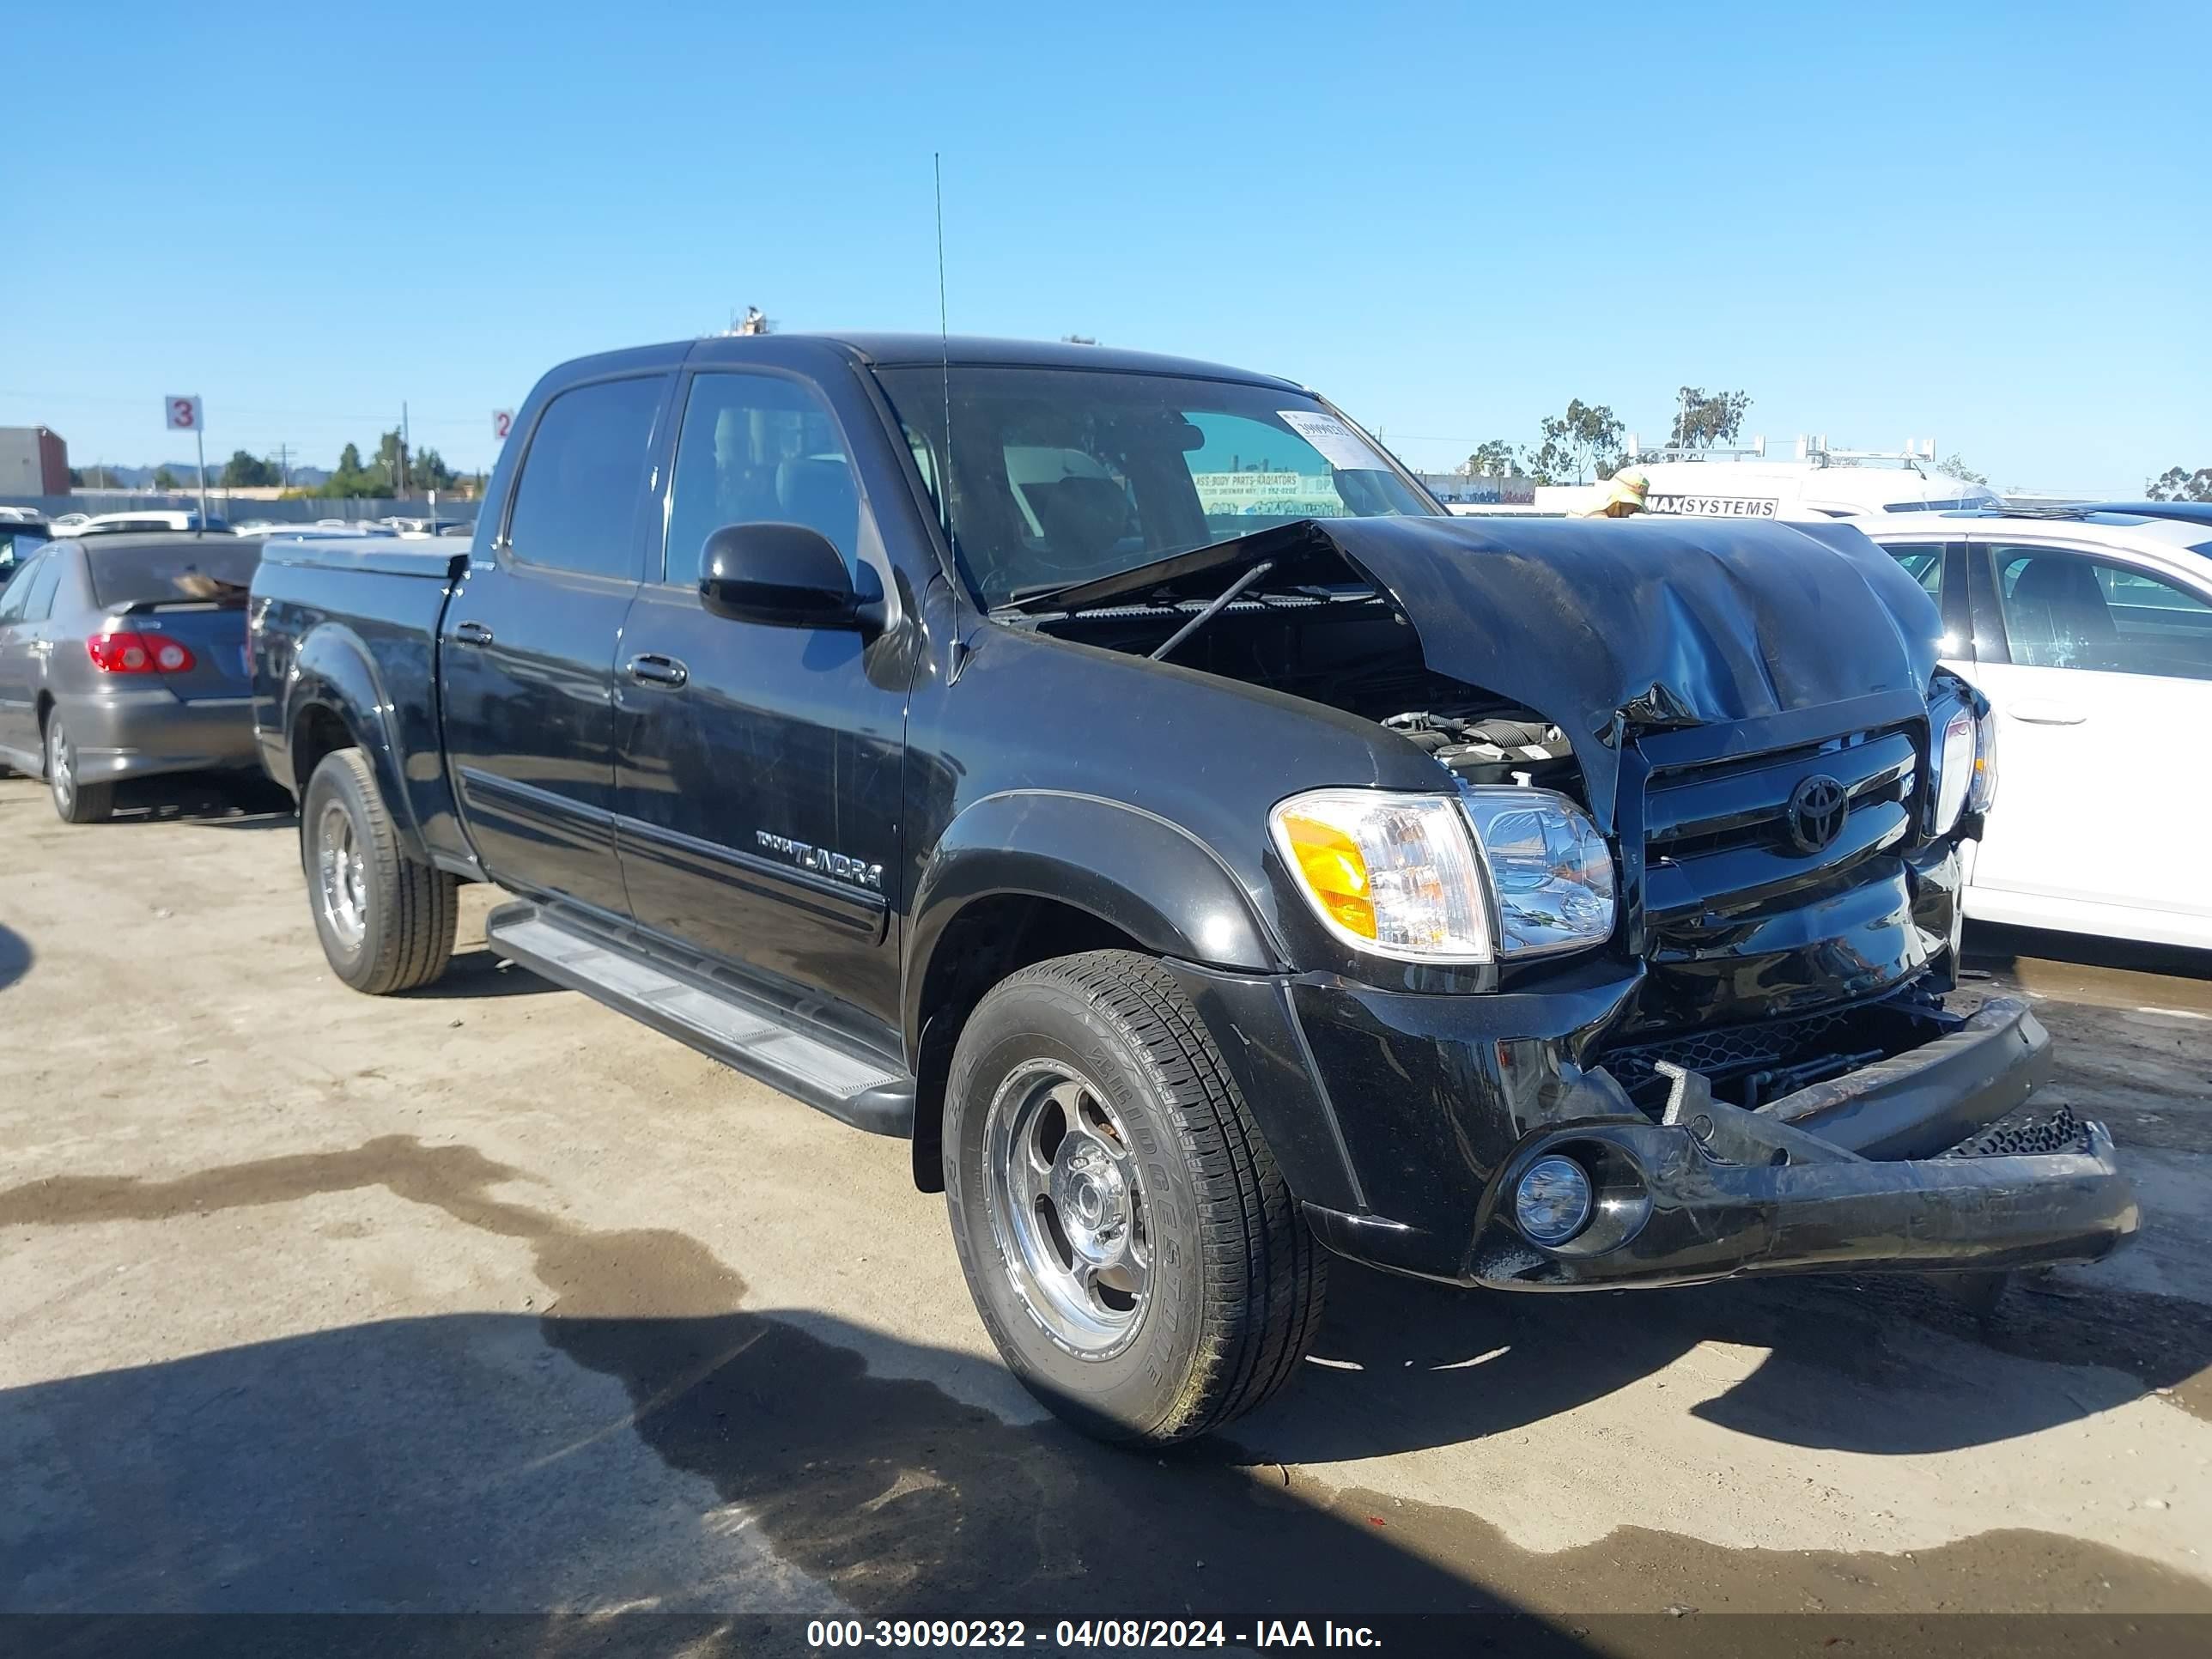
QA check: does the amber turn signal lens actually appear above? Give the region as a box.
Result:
[1278,811,1376,939]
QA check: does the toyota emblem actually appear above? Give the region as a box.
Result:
[1785,774,1849,854]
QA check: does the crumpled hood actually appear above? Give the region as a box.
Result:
[1310,514,1943,815]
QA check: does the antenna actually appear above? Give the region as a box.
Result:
[934,152,955,548]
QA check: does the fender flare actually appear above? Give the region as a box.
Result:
[285,623,428,862]
[902,788,1285,1055]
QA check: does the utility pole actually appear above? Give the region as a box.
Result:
[275,443,291,490]
[400,404,410,500]
[194,423,209,529]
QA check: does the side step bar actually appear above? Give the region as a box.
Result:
[484,902,915,1137]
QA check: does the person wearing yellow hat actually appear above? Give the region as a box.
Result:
[1577,466,1650,518]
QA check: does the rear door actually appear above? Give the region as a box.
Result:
[440,372,672,918]
[1960,532,2212,938]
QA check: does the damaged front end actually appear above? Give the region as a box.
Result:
[1020,513,2137,1288]
[1468,999,2136,1290]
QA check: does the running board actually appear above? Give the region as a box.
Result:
[484,902,915,1137]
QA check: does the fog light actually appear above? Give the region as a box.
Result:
[1514,1155,1593,1245]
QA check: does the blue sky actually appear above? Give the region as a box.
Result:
[3,2,2203,495]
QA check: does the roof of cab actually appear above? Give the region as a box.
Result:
[545,332,1307,392]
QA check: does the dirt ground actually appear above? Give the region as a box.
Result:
[3,773,2210,1644]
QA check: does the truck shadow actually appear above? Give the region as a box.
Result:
[398,946,565,1000]
[105,774,296,829]
[0,1138,1587,1644]
[1234,1258,2211,1464]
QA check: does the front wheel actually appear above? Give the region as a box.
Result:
[301,748,458,994]
[944,951,1326,1445]
[45,712,114,824]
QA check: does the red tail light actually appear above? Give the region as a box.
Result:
[87,631,197,674]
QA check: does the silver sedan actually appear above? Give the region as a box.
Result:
[0,532,266,823]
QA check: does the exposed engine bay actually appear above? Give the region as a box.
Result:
[1378,710,1577,791]
[1029,590,1591,805]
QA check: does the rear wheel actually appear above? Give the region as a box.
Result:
[45,712,114,824]
[301,748,457,994]
[944,950,1326,1445]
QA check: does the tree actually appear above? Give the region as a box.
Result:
[153,465,180,489]
[1462,440,1522,477]
[220,450,279,488]
[1668,387,1753,451]
[1936,453,1988,486]
[412,447,458,492]
[2147,465,2212,503]
[374,428,408,494]
[314,442,383,499]
[1522,399,1626,484]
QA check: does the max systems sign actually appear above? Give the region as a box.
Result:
[1646,493,1781,519]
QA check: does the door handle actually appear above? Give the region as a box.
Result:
[2008,697,2087,726]
[625,653,689,689]
[453,621,495,647]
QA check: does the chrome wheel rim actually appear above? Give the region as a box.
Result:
[47,721,74,812]
[315,802,368,951]
[984,1060,1152,1358]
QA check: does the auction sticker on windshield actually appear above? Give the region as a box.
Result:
[1277,410,1389,472]
[1647,494,1781,518]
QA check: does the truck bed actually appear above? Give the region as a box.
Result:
[249,535,474,873]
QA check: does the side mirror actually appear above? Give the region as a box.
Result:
[698,522,860,629]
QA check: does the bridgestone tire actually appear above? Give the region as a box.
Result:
[301,748,457,995]
[944,950,1326,1445]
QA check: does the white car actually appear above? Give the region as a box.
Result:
[71,510,233,535]
[1862,511,2212,949]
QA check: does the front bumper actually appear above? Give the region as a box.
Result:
[1170,957,2136,1291]
[64,692,260,781]
[1458,1000,2136,1288]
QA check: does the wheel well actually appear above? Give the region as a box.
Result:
[291,704,355,796]
[908,895,1150,1193]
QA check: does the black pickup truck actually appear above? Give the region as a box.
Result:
[250,333,2136,1444]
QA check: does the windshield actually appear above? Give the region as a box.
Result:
[874,365,1437,606]
[85,540,263,607]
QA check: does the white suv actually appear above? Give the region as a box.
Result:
[1862,511,2212,949]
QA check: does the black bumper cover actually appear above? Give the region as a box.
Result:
[1194,967,2140,1290]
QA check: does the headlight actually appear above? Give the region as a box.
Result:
[1932,705,1976,836]
[1459,786,1617,957]
[1269,786,1616,965]
[1270,790,1493,962]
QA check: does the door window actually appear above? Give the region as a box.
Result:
[0,552,42,622]
[1994,546,2212,680]
[1884,543,1944,598]
[505,376,666,578]
[664,373,861,583]
[20,552,64,621]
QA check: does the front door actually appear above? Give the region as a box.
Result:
[1960,534,2212,939]
[0,550,59,764]
[613,368,909,1026]
[441,373,672,916]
